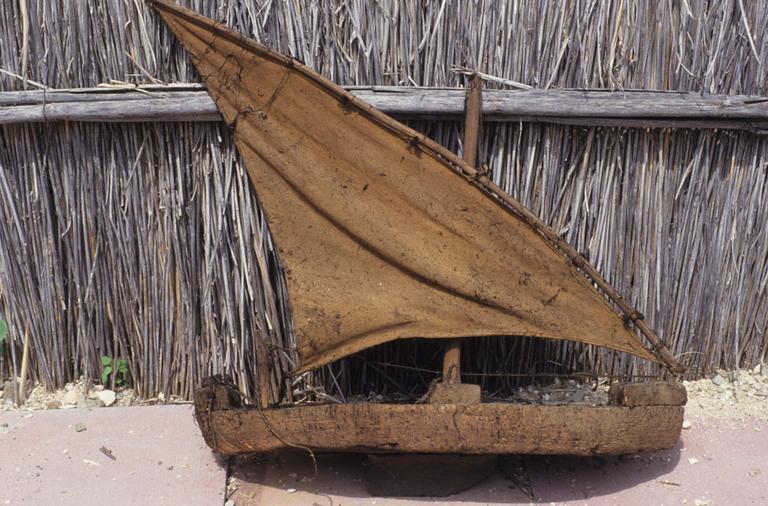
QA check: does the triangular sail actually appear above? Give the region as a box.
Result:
[151,1,677,373]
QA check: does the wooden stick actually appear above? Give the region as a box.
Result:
[2,86,768,132]
[255,334,271,409]
[442,343,462,383]
[462,76,483,166]
[19,0,30,90]
[443,75,483,384]
[18,327,29,405]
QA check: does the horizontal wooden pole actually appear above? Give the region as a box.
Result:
[1,85,767,131]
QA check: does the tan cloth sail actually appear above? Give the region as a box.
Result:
[151,1,659,372]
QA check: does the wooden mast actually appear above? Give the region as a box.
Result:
[441,74,483,385]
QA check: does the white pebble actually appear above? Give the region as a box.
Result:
[97,390,116,407]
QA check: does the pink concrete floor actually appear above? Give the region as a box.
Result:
[2,407,766,505]
[0,405,225,505]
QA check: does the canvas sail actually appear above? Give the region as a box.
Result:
[151,1,670,373]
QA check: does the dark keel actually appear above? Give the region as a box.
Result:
[365,454,498,496]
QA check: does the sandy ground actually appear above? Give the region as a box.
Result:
[682,368,768,421]
[1,377,189,411]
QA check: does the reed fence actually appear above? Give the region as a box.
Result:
[1,0,767,401]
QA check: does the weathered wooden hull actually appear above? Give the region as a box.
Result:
[194,381,686,456]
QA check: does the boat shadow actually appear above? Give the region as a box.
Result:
[521,441,683,503]
[228,441,683,504]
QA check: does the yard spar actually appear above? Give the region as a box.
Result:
[150,0,686,457]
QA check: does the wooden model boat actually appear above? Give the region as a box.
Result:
[150,0,686,457]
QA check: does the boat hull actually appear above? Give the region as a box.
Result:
[194,382,686,456]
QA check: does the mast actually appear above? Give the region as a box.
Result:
[442,74,483,384]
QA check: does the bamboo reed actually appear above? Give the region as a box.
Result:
[0,0,767,400]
